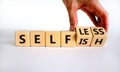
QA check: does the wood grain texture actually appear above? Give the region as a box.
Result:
[15,31,30,47]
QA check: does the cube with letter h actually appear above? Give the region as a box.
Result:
[90,27,107,47]
[76,27,92,46]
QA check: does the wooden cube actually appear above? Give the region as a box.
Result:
[60,31,76,47]
[46,31,60,47]
[90,27,107,47]
[30,31,45,47]
[15,31,30,47]
[76,27,92,46]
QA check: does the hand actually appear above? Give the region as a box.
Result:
[63,0,108,32]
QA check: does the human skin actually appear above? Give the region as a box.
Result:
[62,0,108,32]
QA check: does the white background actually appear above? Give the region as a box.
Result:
[0,0,120,72]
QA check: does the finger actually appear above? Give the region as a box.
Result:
[69,8,78,31]
[62,0,72,11]
[92,2,108,32]
[81,8,98,27]
[62,0,78,31]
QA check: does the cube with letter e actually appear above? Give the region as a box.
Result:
[30,31,45,47]
[76,27,92,46]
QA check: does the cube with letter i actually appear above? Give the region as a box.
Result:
[76,27,92,46]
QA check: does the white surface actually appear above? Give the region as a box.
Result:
[0,0,120,72]
[0,30,120,72]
